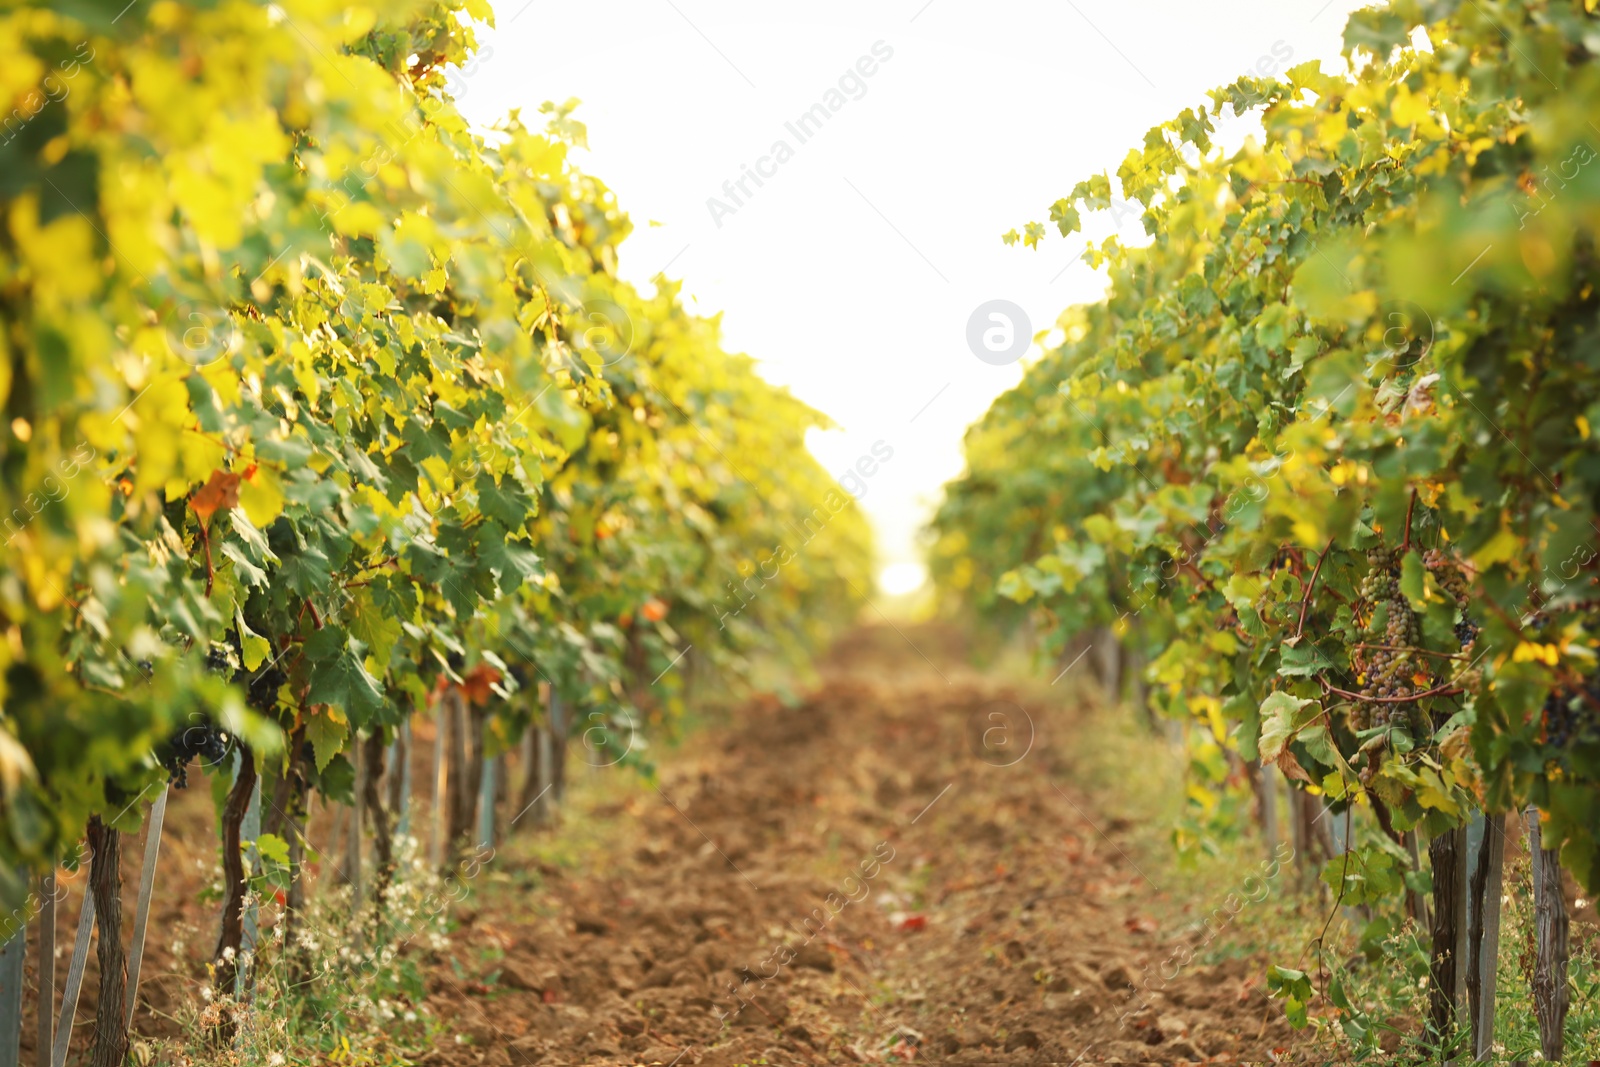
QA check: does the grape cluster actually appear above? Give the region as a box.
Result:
[1542,677,1600,749]
[1422,548,1468,600]
[205,643,235,674]
[155,722,232,788]
[1424,548,1479,650]
[1352,546,1427,732]
[153,645,255,786]
[240,662,287,716]
[1358,546,1399,601]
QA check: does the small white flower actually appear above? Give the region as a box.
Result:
[268,1055,286,1066]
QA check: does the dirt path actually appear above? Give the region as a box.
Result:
[420,628,1298,1066]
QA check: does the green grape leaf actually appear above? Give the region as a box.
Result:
[1258,692,1316,763]
[305,710,348,773]
[304,628,385,722]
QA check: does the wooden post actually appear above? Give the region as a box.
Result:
[447,690,475,855]
[326,803,347,887]
[1525,806,1568,1062]
[393,721,413,840]
[238,772,261,1000]
[86,816,126,1067]
[384,733,400,838]
[349,737,364,949]
[1310,798,1338,870]
[0,893,23,1067]
[516,718,539,834]
[36,873,53,1067]
[50,883,93,1067]
[1467,813,1506,1061]
[536,717,554,827]
[211,748,257,1040]
[1092,627,1122,702]
[549,690,567,804]
[284,778,307,988]
[1325,799,1349,855]
[361,732,394,905]
[429,697,447,869]
[1427,826,1467,1050]
[1126,643,1152,730]
[1288,788,1310,883]
[1258,763,1279,859]
[476,755,496,853]
[125,784,170,1031]
[1404,830,1431,928]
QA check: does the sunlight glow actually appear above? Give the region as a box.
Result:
[879,562,927,596]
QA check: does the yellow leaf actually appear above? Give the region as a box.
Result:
[181,429,228,483]
[1512,642,1561,666]
[9,195,99,301]
[127,376,192,488]
[339,6,377,41]
[236,607,272,671]
[0,726,37,797]
[1390,84,1432,128]
[331,200,385,238]
[240,467,285,527]
[290,339,320,405]
[170,169,244,248]
[1472,526,1519,568]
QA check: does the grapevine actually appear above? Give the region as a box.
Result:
[0,2,873,1057]
[931,7,1600,1050]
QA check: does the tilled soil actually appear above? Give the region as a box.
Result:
[419,630,1300,1065]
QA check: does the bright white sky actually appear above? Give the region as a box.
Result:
[462,0,1369,592]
